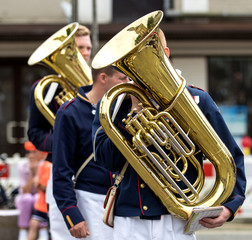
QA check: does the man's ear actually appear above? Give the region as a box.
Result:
[164,47,170,58]
[98,73,107,85]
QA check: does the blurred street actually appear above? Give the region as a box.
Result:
[196,220,252,240]
[1,210,252,240]
[0,210,19,240]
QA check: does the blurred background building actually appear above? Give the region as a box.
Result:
[1,0,252,156]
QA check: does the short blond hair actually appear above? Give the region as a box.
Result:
[75,25,90,37]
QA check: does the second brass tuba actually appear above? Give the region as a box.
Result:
[92,11,236,220]
[28,22,92,126]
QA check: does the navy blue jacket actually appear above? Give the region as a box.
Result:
[52,85,114,229]
[92,85,246,220]
[27,80,61,162]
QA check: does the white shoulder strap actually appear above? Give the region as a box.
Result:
[44,82,59,105]
[73,152,94,187]
[114,161,129,187]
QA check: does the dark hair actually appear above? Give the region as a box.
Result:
[91,66,117,83]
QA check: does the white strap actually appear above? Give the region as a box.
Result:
[93,126,103,162]
[111,94,129,185]
[44,82,59,105]
[114,161,129,186]
[93,93,126,162]
[73,152,94,186]
[112,93,126,121]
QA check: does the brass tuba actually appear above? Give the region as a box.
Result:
[28,22,92,126]
[92,11,236,220]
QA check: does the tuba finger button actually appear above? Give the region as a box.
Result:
[140,183,145,189]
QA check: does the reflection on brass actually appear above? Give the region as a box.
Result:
[127,15,158,45]
[53,26,75,42]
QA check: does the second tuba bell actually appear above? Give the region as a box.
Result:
[92,11,236,220]
[28,22,92,126]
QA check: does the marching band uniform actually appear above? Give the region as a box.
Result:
[28,80,60,160]
[52,85,114,239]
[92,85,246,240]
[27,24,93,239]
[27,80,75,240]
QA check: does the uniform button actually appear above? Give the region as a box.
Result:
[143,206,148,211]
[112,174,116,178]
[140,183,145,189]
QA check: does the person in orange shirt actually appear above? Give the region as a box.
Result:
[28,154,51,240]
[15,141,46,240]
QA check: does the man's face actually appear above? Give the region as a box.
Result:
[105,71,129,92]
[75,35,92,64]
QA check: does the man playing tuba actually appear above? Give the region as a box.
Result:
[92,19,246,240]
[27,24,92,240]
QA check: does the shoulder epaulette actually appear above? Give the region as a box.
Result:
[188,85,205,92]
[63,99,75,110]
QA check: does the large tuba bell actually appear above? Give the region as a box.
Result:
[92,11,236,220]
[28,22,92,126]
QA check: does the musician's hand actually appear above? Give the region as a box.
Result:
[69,221,90,238]
[199,206,232,229]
